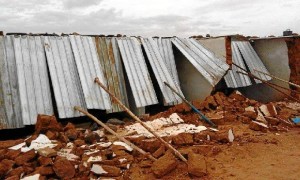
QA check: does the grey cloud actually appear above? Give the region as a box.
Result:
[62,0,104,9]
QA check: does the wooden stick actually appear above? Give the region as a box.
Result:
[232,63,300,102]
[237,71,300,103]
[254,69,300,89]
[74,106,157,161]
[164,82,217,128]
[95,77,188,162]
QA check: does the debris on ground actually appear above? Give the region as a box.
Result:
[0,91,299,179]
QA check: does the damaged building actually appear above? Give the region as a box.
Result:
[0,32,299,179]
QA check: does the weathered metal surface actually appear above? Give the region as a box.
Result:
[13,35,53,125]
[44,36,86,118]
[141,37,183,105]
[153,37,180,85]
[0,36,23,129]
[224,42,252,88]
[172,38,229,86]
[69,35,111,110]
[117,37,158,108]
[95,37,129,113]
[0,36,10,129]
[233,41,271,83]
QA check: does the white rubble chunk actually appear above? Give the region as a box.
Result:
[228,129,234,142]
[91,164,108,175]
[87,156,102,162]
[113,141,133,151]
[21,174,40,180]
[9,142,26,150]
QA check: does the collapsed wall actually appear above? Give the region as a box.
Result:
[286,38,300,98]
[249,38,291,102]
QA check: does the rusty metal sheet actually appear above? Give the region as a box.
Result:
[117,37,158,108]
[224,42,252,88]
[95,37,129,113]
[13,35,53,125]
[69,35,111,110]
[141,37,183,105]
[44,36,86,118]
[153,37,180,85]
[172,38,229,86]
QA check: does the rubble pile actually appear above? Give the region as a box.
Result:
[0,91,299,179]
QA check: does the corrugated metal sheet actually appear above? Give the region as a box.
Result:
[69,35,111,110]
[141,37,183,105]
[117,37,158,108]
[13,35,53,125]
[153,37,180,85]
[224,42,252,88]
[44,36,86,118]
[172,38,230,86]
[0,36,23,129]
[95,37,129,113]
[233,41,271,83]
[0,36,10,129]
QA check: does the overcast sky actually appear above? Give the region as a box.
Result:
[1,0,299,37]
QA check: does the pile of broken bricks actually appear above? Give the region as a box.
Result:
[0,91,299,179]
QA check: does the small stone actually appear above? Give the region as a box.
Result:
[238,116,252,124]
[138,139,161,153]
[0,159,15,177]
[74,139,85,147]
[45,131,57,140]
[15,150,36,165]
[243,110,257,119]
[64,122,76,131]
[107,118,125,125]
[84,132,101,144]
[5,149,21,160]
[53,158,75,179]
[36,166,54,176]
[151,151,178,178]
[249,121,268,133]
[172,133,194,145]
[5,167,24,179]
[91,164,121,177]
[37,147,57,158]
[5,175,19,180]
[153,145,166,158]
[65,129,78,141]
[58,132,69,143]
[188,153,207,177]
[265,117,280,126]
[35,114,62,134]
[38,156,53,166]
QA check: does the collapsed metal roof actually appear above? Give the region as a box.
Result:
[44,36,86,118]
[224,42,252,88]
[13,35,54,125]
[69,35,111,110]
[224,41,271,88]
[95,37,129,113]
[117,37,158,108]
[234,41,271,83]
[141,37,183,105]
[172,38,230,86]
[153,37,180,85]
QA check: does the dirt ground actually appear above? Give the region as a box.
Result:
[124,124,300,180]
[0,91,299,179]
